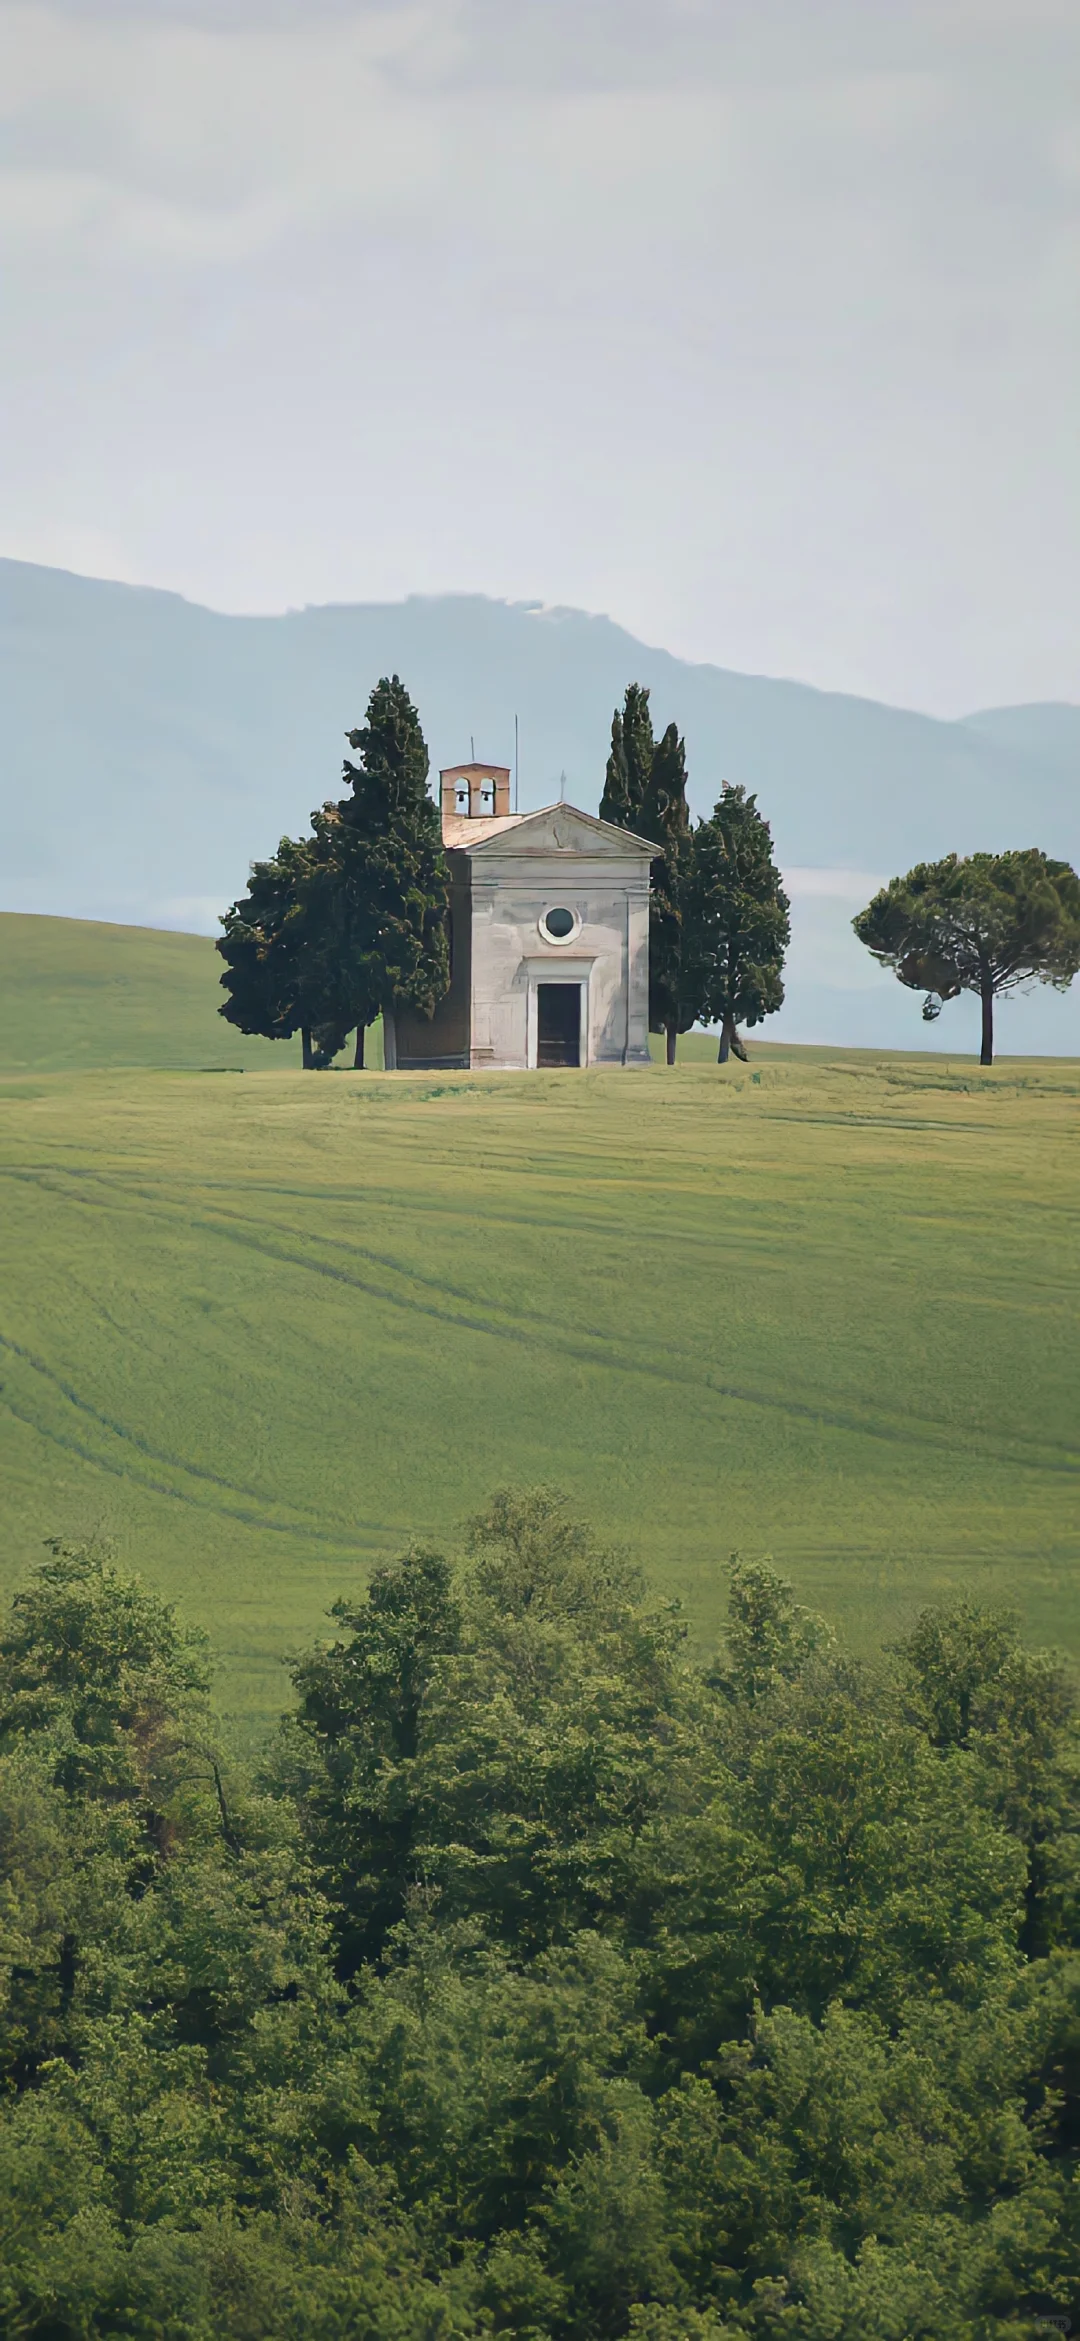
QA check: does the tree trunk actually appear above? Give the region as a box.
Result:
[980,981,994,1067]
[354,1024,366,1070]
[718,1014,747,1064]
[301,1026,314,1070]
[665,1023,677,1065]
[382,1009,397,1072]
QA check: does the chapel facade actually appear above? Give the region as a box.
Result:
[389,762,654,1071]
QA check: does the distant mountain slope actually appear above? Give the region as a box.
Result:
[2,560,1077,1051]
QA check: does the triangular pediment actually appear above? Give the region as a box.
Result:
[457,803,655,859]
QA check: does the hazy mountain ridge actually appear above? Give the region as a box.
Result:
[2,559,1077,1050]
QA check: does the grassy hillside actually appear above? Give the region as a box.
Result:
[0,912,316,1073]
[1,1041,1076,1737]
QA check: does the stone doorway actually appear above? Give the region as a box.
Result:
[536,983,581,1067]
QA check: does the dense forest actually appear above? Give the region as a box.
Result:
[1,1494,1077,2337]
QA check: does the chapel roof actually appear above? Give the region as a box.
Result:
[440,803,656,855]
[441,812,526,848]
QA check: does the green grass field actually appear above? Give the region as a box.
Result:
[1,914,1077,1736]
[0,912,324,1073]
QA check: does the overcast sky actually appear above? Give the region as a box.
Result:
[2,0,1077,714]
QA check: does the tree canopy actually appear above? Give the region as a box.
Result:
[639,721,694,1061]
[2,1503,1078,2337]
[217,832,347,1067]
[599,697,790,1066]
[320,674,450,1066]
[218,676,449,1069]
[600,684,655,832]
[853,849,1080,1064]
[684,786,790,1061]
[600,689,695,1063]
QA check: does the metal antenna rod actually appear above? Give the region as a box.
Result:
[470,734,475,762]
[514,713,519,813]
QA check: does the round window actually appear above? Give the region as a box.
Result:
[542,906,576,940]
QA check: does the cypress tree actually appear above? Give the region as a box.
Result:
[685,784,790,1061]
[217,833,342,1069]
[316,675,450,1068]
[639,720,694,1063]
[599,708,629,827]
[624,684,655,826]
[599,683,654,830]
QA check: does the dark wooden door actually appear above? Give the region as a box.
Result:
[536,983,581,1066]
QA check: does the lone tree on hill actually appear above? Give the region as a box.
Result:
[853,849,1080,1065]
[217,834,348,1069]
[685,785,790,1061]
[639,718,695,1062]
[317,674,450,1068]
[600,682,655,831]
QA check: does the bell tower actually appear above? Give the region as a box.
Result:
[440,761,512,821]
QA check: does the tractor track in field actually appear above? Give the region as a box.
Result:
[9,1159,1061,1284]
[0,1390,393,1549]
[2,1163,624,1341]
[1,1160,792,1263]
[3,1163,798,1375]
[0,1331,402,1548]
[2,1171,1077,1482]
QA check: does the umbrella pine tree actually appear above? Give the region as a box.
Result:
[854,850,1080,1064]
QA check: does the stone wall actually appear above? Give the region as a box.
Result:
[467,847,650,1069]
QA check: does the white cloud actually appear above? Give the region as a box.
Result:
[0,3,453,260]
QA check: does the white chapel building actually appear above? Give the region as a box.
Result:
[390,762,654,1071]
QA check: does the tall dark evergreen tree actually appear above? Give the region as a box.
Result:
[317,675,450,1068]
[684,784,790,1061]
[599,706,628,827]
[219,675,449,1071]
[599,683,654,830]
[639,719,694,1063]
[624,682,656,826]
[217,833,344,1069]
